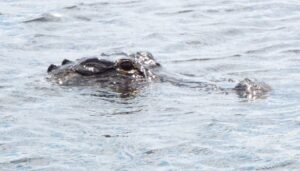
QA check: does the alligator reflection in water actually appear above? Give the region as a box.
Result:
[47,51,271,99]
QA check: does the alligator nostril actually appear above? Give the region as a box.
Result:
[47,64,58,73]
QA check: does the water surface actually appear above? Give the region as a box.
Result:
[0,0,300,170]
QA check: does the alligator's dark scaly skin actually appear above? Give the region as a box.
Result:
[47,51,271,99]
[47,52,159,86]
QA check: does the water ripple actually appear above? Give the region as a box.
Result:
[0,0,300,170]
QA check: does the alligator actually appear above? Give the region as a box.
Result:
[47,51,271,98]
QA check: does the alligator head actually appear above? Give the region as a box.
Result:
[47,51,160,86]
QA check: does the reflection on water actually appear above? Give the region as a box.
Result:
[1,0,300,170]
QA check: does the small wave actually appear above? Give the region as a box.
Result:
[0,157,51,168]
[245,43,291,55]
[74,15,91,21]
[23,13,63,23]
[280,49,300,54]
[156,9,194,16]
[9,157,47,165]
[64,5,79,10]
[111,109,143,115]
[77,1,139,9]
[169,54,241,63]
[256,160,294,170]
[177,9,194,14]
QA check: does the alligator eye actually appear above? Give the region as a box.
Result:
[119,60,135,71]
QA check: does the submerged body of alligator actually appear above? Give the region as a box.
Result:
[47,51,271,98]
